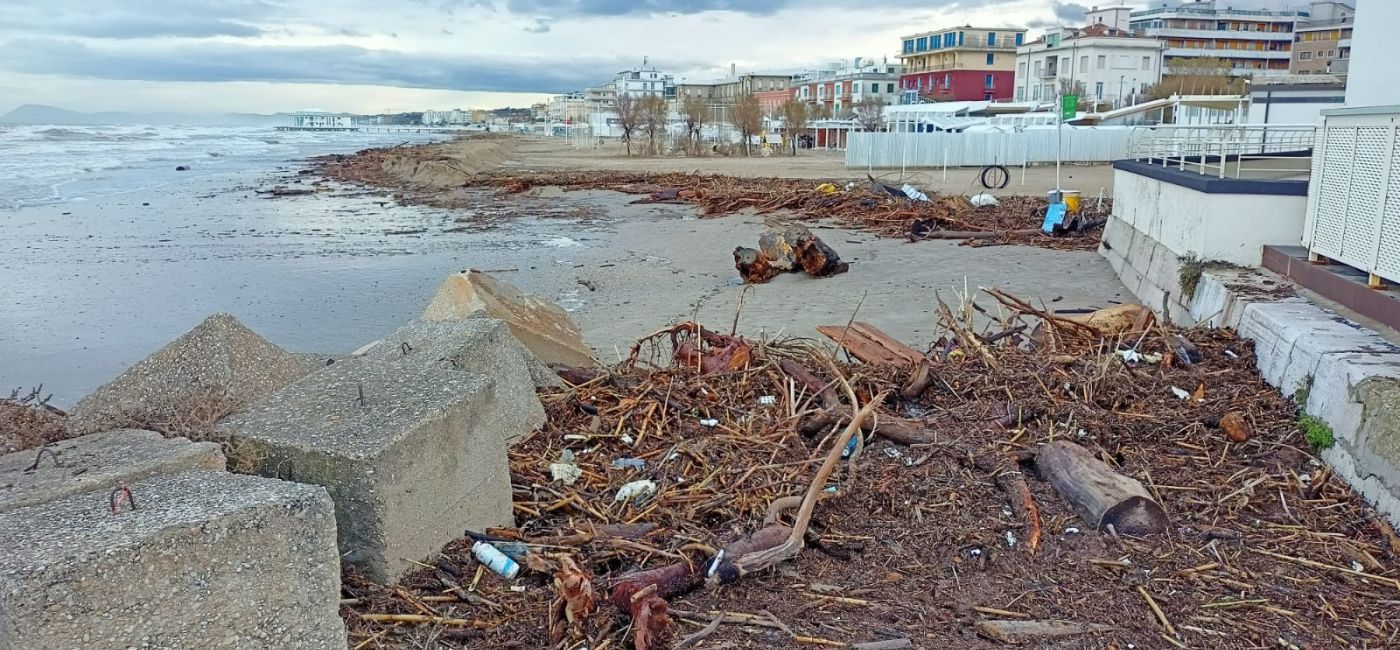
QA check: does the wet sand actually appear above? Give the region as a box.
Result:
[1,141,1130,406]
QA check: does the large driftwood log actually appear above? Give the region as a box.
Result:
[1036,440,1168,536]
[975,619,1114,645]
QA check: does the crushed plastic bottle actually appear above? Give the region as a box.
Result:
[472,541,520,579]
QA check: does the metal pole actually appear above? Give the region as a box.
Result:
[1056,92,1062,191]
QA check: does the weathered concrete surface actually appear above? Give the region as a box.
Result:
[67,313,325,434]
[0,470,343,649]
[422,270,597,368]
[0,429,224,515]
[362,317,548,441]
[219,359,513,582]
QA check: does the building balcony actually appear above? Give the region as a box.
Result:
[1146,28,1292,41]
[1039,68,1059,79]
[1164,48,1291,60]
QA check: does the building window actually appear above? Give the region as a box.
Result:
[944,33,955,47]
[1015,33,1024,46]
[887,83,895,93]
[1095,81,1103,98]
[1097,55,1107,69]
[988,32,997,46]
[1142,56,1151,70]
[904,40,914,54]
[1080,56,1088,73]
[916,37,927,51]
[958,31,965,46]
[987,52,995,65]
[985,74,994,89]
[1300,51,1312,60]
[871,83,878,93]
[945,73,952,87]
[1327,49,1335,57]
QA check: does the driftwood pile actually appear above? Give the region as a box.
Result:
[311,151,1108,251]
[734,224,849,284]
[340,289,1400,649]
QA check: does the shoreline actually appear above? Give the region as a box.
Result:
[1,136,1129,406]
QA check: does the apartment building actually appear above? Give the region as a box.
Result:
[898,26,1028,102]
[790,58,902,115]
[1291,1,1354,75]
[1014,23,1164,107]
[613,65,676,99]
[676,69,792,106]
[1128,0,1305,76]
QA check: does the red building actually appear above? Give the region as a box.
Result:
[897,26,1026,102]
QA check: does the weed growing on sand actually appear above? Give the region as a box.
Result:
[107,386,264,473]
[0,387,70,454]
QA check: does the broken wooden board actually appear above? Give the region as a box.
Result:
[975,619,1113,645]
[816,322,923,366]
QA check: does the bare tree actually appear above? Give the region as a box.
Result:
[615,93,642,156]
[1147,57,1245,99]
[852,95,886,132]
[731,93,763,156]
[640,95,669,156]
[681,95,708,154]
[780,99,809,156]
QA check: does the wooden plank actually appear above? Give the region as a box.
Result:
[849,322,925,364]
[815,323,922,366]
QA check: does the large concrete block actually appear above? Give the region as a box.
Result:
[421,270,597,368]
[68,313,326,435]
[364,317,553,428]
[1,429,224,515]
[0,470,343,649]
[219,359,513,582]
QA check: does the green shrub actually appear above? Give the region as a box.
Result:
[1299,415,1334,450]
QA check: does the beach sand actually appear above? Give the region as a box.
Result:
[1,135,1129,405]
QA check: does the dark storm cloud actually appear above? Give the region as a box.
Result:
[0,38,698,93]
[0,1,280,38]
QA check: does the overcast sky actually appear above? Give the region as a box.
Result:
[0,0,1311,114]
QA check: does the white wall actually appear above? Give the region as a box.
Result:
[1014,39,1161,106]
[1246,98,1341,125]
[1112,169,1306,266]
[1345,0,1399,107]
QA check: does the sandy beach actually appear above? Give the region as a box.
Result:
[0,134,1127,405]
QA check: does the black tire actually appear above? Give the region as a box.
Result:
[979,165,1010,190]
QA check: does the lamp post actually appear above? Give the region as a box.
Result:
[1118,75,1125,109]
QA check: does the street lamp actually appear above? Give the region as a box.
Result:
[1118,75,1125,109]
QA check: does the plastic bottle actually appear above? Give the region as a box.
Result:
[472,541,520,579]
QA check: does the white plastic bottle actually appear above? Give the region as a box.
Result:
[472,541,520,579]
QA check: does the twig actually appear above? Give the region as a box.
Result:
[1137,586,1177,637]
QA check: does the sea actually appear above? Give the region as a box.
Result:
[0,123,444,210]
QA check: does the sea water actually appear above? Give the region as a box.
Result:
[0,124,443,209]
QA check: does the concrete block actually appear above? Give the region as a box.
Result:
[368,315,557,398]
[421,270,597,368]
[219,360,513,583]
[68,314,324,435]
[1,429,224,516]
[0,470,343,649]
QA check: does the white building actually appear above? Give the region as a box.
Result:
[1128,0,1305,76]
[612,64,675,99]
[1086,5,1132,32]
[289,112,353,128]
[421,109,471,126]
[1014,28,1165,108]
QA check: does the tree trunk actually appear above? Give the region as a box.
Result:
[1035,440,1168,536]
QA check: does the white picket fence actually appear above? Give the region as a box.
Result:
[845,129,1134,168]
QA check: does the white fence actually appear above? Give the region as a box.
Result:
[844,129,1134,168]
[1303,107,1400,287]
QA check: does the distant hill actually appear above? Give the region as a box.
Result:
[0,104,291,127]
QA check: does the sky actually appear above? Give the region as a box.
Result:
[0,0,1310,115]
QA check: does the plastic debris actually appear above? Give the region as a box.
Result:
[841,435,861,458]
[550,449,582,485]
[472,541,521,579]
[615,480,657,503]
[758,395,777,405]
[620,433,635,444]
[1117,349,1162,364]
[1005,531,1018,547]
[611,458,646,470]
[699,418,719,427]
[901,184,929,202]
[969,192,999,207]
[815,182,839,195]
[1171,386,1191,400]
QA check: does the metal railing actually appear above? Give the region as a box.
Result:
[1126,123,1316,179]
